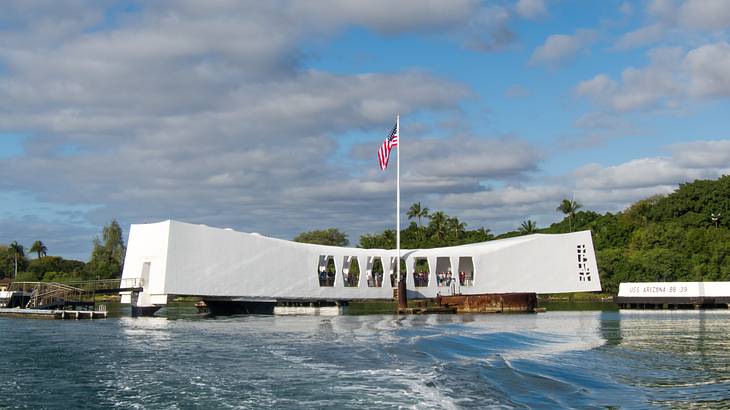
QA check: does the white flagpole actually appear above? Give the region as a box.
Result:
[396,114,401,283]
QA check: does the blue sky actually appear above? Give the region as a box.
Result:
[1,0,730,260]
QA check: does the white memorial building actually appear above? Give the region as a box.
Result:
[120,220,601,312]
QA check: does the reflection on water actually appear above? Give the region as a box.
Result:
[2,308,730,408]
[604,310,730,408]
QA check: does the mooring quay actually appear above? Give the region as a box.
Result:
[615,282,730,309]
[0,308,108,320]
[0,278,142,319]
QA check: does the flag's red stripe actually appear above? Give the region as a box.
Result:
[377,122,398,170]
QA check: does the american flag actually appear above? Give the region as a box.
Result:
[377,122,399,170]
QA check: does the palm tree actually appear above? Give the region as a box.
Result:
[30,240,47,259]
[519,220,538,234]
[407,202,429,228]
[428,211,448,241]
[9,241,24,279]
[556,199,583,231]
[447,217,466,239]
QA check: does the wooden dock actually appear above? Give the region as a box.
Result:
[0,308,109,320]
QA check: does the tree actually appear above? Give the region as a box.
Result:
[29,240,48,259]
[407,202,429,228]
[86,220,126,279]
[427,211,448,241]
[446,217,466,242]
[557,199,583,231]
[0,244,27,279]
[9,241,24,279]
[293,228,349,247]
[519,220,538,234]
[28,256,85,280]
[358,229,395,249]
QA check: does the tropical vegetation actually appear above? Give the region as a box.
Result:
[29,240,47,259]
[499,176,730,293]
[0,219,126,282]
[293,228,349,247]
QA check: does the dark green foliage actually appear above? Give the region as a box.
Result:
[0,242,29,279]
[86,219,126,279]
[27,256,86,280]
[0,244,28,279]
[642,177,730,227]
[556,198,583,231]
[293,228,349,247]
[41,271,81,283]
[1,244,85,281]
[546,176,730,293]
[358,209,493,250]
[29,240,48,259]
[519,220,538,234]
[15,271,40,282]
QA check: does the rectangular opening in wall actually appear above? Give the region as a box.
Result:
[435,257,452,287]
[343,256,360,287]
[317,255,335,287]
[412,258,430,287]
[457,257,475,287]
[368,257,383,287]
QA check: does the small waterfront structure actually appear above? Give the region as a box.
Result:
[616,282,730,309]
[0,308,108,319]
[0,278,12,292]
[120,220,601,314]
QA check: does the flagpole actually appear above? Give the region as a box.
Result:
[396,114,407,310]
[396,113,400,281]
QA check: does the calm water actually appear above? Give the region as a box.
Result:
[2,306,730,409]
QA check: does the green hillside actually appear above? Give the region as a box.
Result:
[537,176,730,293]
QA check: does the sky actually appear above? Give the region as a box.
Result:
[1,0,730,261]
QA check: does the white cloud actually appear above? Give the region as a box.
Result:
[573,45,730,112]
[403,136,541,179]
[464,6,518,52]
[1,1,728,256]
[614,24,666,50]
[433,139,730,233]
[678,0,730,29]
[615,0,730,50]
[684,42,730,97]
[667,140,730,168]
[289,0,481,34]
[515,0,547,20]
[574,157,713,190]
[530,30,597,67]
[648,0,678,22]
[575,74,618,99]
[0,1,501,256]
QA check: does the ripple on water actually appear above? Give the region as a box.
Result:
[3,310,730,408]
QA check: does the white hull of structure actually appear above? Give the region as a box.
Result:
[120,220,601,308]
[273,305,344,316]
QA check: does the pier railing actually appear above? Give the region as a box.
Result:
[7,278,145,310]
[10,278,143,294]
[64,278,144,292]
[24,282,85,309]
